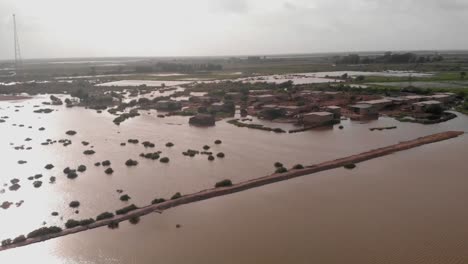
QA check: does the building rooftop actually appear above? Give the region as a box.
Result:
[357,99,393,105]
[431,94,451,98]
[413,100,442,106]
[404,95,428,100]
[254,94,275,98]
[325,106,341,109]
[262,104,278,108]
[304,111,333,117]
[349,104,374,109]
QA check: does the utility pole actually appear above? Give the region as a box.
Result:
[13,14,22,77]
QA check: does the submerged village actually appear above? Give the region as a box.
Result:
[0,53,467,252]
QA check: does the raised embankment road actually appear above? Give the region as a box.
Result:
[0,131,464,252]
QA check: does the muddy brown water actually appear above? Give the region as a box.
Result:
[0,95,467,263]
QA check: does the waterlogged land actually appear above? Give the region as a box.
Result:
[0,130,463,252]
[0,95,466,262]
[1,54,468,262]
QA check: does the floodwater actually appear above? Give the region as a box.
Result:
[369,81,468,89]
[308,70,433,78]
[0,95,467,263]
[231,71,432,85]
[88,70,433,87]
[96,80,191,87]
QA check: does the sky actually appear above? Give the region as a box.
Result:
[0,0,467,60]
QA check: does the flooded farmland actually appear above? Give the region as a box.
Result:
[0,94,467,263]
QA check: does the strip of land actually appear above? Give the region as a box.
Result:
[0,130,464,252]
[0,95,32,101]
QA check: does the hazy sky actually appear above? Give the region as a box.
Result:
[1,0,467,60]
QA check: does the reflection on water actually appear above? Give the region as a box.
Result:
[0,95,467,263]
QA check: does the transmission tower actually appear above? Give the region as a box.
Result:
[13,14,22,75]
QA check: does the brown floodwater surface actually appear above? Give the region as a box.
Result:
[0,95,467,263]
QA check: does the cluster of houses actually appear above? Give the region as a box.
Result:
[151,88,456,128]
[247,90,456,127]
[350,92,455,116]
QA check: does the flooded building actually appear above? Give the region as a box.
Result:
[225,92,242,100]
[155,100,182,111]
[403,95,428,103]
[412,100,442,112]
[249,90,272,95]
[430,93,455,103]
[323,106,341,119]
[211,102,226,112]
[261,104,278,110]
[191,96,214,104]
[357,99,393,110]
[249,94,276,103]
[349,104,378,116]
[303,112,334,126]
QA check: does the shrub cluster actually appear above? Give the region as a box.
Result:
[151,198,166,204]
[215,179,233,188]
[27,226,62,238]
[171,192,182,200]
[96,212,114,221]
[115,204,138,215]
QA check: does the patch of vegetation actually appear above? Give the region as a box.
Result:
[107,221,119,229]
[67,170,78,179]
[227,119,286,133]
[344,163,357,169]
[105,168,114,174]
[171,192,182,200]
[102,160,111,166]
[65,130,77,136]
[214,139,222,144]
[292,164,304,170]
[27,226,62,239]
[125,159,138,166]
[142,141,155,148]
[64,219,80,229]
[69,201,80,208]
[9,183,21,191]
[274,162,283,168]
[115,204,138,215]
[113,111,140,125]
[12,235,26,244]
[151,198,166,204]
[83,150,95,155]
[128,139,139,144]
[140,152,160,160]
[275,167,288,174]
[165,142,174,147]
[1,238,12,247]
[216,152,225,158]
[77,165,87,172]
[215,179,233,188]
[160,157,170,163]
[120,194,131,201]
[96,212,114,221]
[182,149,199,157]
[129,216,140,225]
[44,164,54,170]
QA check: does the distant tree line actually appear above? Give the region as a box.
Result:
[337,52,444,64]
[135,62,222,73]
